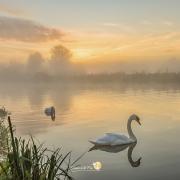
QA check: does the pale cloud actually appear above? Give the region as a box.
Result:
[0,16,64,42]
[162,21,174,27]
[67,27,180,63]
[142,20,153,26]
[142,20,174,27]
[102,23,120,27]
[111,32,180,58]
[0,4,26,16]
[101,22,134,33]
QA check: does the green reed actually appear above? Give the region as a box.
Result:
[0,120,9,161]
[0,116,73,180]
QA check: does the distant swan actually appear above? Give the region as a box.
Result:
[89,114,141,146]
[44,106,55,121]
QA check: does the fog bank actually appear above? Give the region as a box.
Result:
[0,44,180,82]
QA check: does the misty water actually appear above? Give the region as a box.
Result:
[1,82,180,180]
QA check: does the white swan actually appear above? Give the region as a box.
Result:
[44,106,56,120]
[89,114,141,146]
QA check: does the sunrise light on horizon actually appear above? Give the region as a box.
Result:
[0,0,180,72]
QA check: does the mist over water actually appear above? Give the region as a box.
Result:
[0,44,85,82]
[0,42,180,82]
[1,82,180,180]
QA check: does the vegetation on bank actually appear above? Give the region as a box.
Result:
[0,116,74,180]
[69,72,180,83]
[0,120,9,161]
[1,71,180,83]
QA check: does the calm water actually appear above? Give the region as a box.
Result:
[1,82,180,180]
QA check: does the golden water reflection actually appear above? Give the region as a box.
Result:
[0,82,180,179]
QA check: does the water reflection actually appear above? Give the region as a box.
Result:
[1,82,180,136]
[1,82,180,179]
[0,83,82,135]
[89,142,141,167]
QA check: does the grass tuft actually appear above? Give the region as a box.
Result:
[0,116,73,180]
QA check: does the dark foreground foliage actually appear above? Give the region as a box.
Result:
[0,116,73,180]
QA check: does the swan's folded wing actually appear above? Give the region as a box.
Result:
[105,133,130,145]
[105,133,129,140]
[89,133,130,146]
[89,134,118,145]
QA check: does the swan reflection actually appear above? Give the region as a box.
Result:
[89,142,141,167]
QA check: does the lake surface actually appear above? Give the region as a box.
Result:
[1,82,180,180]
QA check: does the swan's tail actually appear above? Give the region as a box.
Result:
[88,140,97,145]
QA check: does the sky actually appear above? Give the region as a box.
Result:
[0,0,180,72]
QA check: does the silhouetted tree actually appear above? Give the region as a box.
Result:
[50,45,72,63]
[26,52,44,74]
[49,45,73,75]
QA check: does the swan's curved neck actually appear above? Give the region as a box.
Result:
[127,118,137,141]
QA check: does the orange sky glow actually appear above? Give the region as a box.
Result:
[0,0,180,72]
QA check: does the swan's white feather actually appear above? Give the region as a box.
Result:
[90,133,133,146]
[89,114,140,146]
